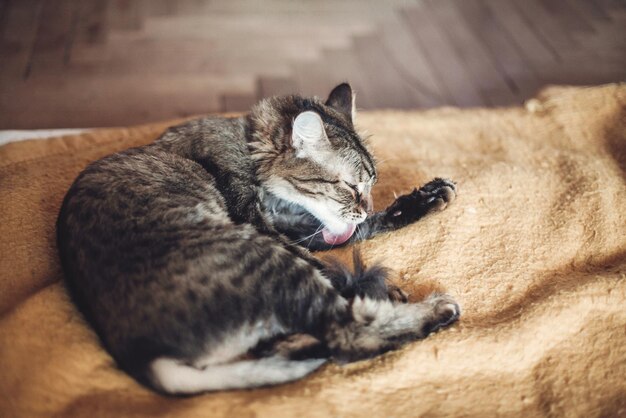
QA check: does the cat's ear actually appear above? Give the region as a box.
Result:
[325,83,356,121]
[292,111,327,155]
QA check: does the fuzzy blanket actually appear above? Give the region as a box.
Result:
[1,85,624,418]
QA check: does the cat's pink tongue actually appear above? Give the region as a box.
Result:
[322,224,356,245]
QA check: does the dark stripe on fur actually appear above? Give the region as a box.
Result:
[323,248,391,301]
[290,176,339,185]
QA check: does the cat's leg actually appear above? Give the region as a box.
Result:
[273,259,460,363]
[322,293,460,362]
[148,263,459,394]
[138,225,336,395]
[250,261,459,364]
[349,178,456,242]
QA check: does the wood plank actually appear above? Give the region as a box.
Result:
[569,0,613,21]
[564,0,617,53]
[170,0,210,16]
[548,0,624,84]
[200,0,420,14]
[603,4,626,42]
[68,10,371,75]
[221,92,256,113]
[0,0,43,83]
[1,0,624,129]
[457,0,543,102]
[482,0,558,77]
[0,0,44,80]
[0,0,9,34]
[137,14,370,42]
[403,5,485,107]
[596,0,626,13]
[510,0,580,59]
[568,1,626,62]
[352,32,417,109]
[106,0,142,31]
[426,0,518,106]
[292,57,335,99]
[139,0,174,17]
[0,73,245,128]
[541,0,596,33]
[73,0,108,45]
[70,38,295,77]
[257,75,298,99]
[293,57,362,106]
[378,8,448,107]
[292,47,376,109]
[322,48,375,110]
[27,0,77,76]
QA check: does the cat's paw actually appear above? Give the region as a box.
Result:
[385,178,457,226]
[421,293,460,335]
[417,178,457,212]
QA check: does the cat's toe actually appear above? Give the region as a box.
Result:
[387,284,409,303]
[422,293,461,335]
[422,178,457,212]
[439,182,456,204]
[421,178,457,195]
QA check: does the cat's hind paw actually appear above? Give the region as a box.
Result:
[421,293,461,335]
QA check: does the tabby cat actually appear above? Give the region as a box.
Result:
[57,83,460,395]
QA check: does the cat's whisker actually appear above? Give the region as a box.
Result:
[289,226,324,245]
[306,223,325,250]
[373,157,395,167]
[356,224,367,243]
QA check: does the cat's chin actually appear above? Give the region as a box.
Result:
[321,223,356,245]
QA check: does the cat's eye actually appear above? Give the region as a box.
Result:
[344,182,359,194]
[344,182,361,202]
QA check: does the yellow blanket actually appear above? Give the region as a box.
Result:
[1,85,624,417]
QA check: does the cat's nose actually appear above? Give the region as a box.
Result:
[360,193,374,215]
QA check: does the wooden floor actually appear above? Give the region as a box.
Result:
[0,0,624,129]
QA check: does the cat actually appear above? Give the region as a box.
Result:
[56,83,460,395]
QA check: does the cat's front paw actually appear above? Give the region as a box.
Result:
[385,178,457,227]
[417,178,456,212]
[421,293,460,335]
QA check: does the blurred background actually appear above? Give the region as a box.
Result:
[0,0,624,129]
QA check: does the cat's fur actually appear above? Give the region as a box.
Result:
[56,83,459,395]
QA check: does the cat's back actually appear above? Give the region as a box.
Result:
[56,146,231,305]
[58,147,229,233]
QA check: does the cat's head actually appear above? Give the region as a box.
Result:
[249,83,377,244]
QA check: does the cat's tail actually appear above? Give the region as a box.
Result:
[148,356,326,395]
